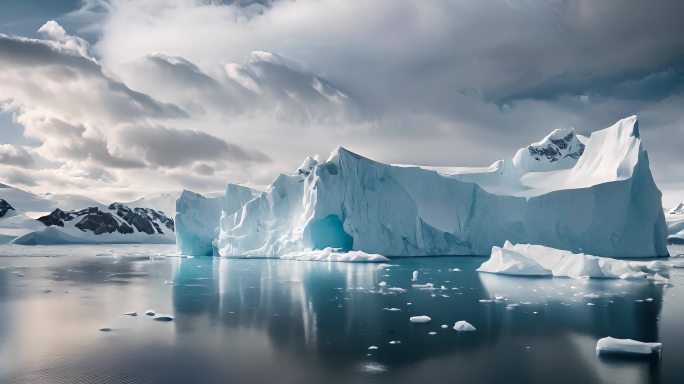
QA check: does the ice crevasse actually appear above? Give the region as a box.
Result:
[176,116,668,258]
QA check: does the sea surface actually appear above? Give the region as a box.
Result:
[0,244,683,384]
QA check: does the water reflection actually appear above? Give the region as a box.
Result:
[167,257,665,383]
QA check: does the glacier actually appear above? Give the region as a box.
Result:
[176,116,668,258]
[175,184,257,256]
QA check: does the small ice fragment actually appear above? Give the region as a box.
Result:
[406,302,412,305]
[453,320,476,332]
[383,307,401,312]
[378,281,387,287]
[596,337,661,355]
[583,293,600,299]
[409,315,431,324]
[99,327,112,332]
[412,271,418,281]
[494,295,505,301]
[440,285,447,290]
[650,273,670,284]
[153,314,174,322]
[145,309,155,316]
[441,324,448,329]
[368,346,378,350]
[389,287,407,293]
[412,283,434,289]
[428,332,437,335]
[645,298,654,302]
[123,311,138,317]
[587,303,595,306]
[479,299,493,303]
[389,340,402,344]
[361,362,387,374]
[451,268,461,272]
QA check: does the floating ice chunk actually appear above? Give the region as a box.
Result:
[441,324,448,329]
[645,298,654,302]
[378,281,387,287]
[587,303,595,306]
[451,268,461,272]
[494,295,505,301]
[596,337,662,355]
[368,346,378,350]
[412,283,434,289]
[409,315,431,324]
[389,340,402,344]
[479,299,493,303]
[99,327,112,332]
[145,309,155,316]
[389,287,407,293]
[583,293,600,299]
[649,273,670,284]
[383,307,401,312]
[123,311,138,317]
[453,321,476,332]
[412,271,419,281]
[478,242,664,279]
[361,362,387,374]
[428,332,437,335]
[153,314,174,322]
[280,248,389,262]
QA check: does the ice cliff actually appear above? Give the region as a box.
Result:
[177,116,668,257]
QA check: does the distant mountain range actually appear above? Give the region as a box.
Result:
[0,184,177,245]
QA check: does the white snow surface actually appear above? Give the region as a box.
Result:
[478,241,665,279]
[178,116,666,258]
[596,337,662,355]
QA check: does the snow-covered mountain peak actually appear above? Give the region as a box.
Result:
[511,127,586,172]
[670,202,684,215]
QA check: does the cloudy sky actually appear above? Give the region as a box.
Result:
[0,0,683,206]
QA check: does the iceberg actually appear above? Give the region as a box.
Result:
[596,337,662,355]
[665,203,684,244]
[180,116,667,258]
[477,241,664,279]
[175,184,257,256]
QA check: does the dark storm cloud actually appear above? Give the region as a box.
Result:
[115,125,271,168]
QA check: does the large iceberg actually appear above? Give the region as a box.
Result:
[175,184,257,255]
[179,116,667,258]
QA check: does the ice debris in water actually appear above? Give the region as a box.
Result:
[153,314,174,322]
[596,337,662,355]
[389,340,402,344]
[145,309,155,316]
[361,362,387,374]
[412,271,419,281]
[99,327,112,332]
[441,324,448,329]
[428,332,437,335]
[123,311,138,317]
[478,242,667,279]
[368,346,378,350]
[383,307,401,312]
[378,281,387,287]
[409,315,431,324]
[453,321,476,332]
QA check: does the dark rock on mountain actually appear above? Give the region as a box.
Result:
[0,199,15,218]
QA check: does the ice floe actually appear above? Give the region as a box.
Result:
[596,337,662,355]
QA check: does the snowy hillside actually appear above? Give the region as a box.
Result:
[175,116,667,258]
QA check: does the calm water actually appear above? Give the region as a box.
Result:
[0,245,683,384]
